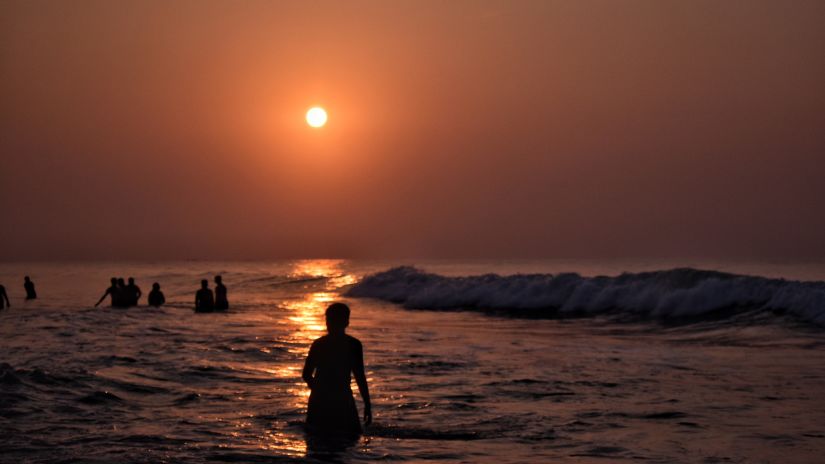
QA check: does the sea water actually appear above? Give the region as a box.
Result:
[1,260,824,463]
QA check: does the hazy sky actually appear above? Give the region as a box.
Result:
[1,0,823,261]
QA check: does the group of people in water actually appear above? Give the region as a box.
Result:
[94,275,228,311]
[1,274,230,312]
[195,275,229,312]
[0,276,38,309]
[95,277,146,308]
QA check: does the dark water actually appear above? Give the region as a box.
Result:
[1,260,824,463]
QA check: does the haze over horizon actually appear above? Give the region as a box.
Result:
[2,0,824,261]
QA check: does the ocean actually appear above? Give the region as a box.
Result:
[1,260,824,463]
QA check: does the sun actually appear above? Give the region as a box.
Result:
[306,107,327,128]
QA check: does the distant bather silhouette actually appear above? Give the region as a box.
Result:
[114,278,128,308]
[214,275,228,311]
[302,302,372,439]
[0,284,9,309]
[148,282,165,307]
[95,278,119,307]
[125,277,142,307]
[195,279,214,312]
[23,276,37,300]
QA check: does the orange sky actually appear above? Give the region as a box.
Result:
[1,0,824,260]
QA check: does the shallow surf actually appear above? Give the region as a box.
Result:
[1,260,824,463]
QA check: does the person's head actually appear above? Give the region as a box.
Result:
[128,277,135,285]
[110,277,117,286]
[152,282,160,290]
[24,276,30,282]
[201,279,208,289]
[215,275,222,284]
[117,278,125,286]
[325,302,350,333]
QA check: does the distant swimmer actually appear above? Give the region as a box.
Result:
[214,275,229,311]
[114,278,128,308]
[126,277,142,307]
[148,283,165,307]
[23,276,37,300]
[195,279,214,312]
[0,284,9,309]
[95,278,119,307]
[302,302,371,439]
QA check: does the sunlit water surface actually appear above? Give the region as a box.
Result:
[1,260,824,463]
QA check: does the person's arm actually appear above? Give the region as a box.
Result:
[302,343,317,390]
[94,289,110,307]
[353,340,372,426]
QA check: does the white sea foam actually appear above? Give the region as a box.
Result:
[346,266,825,325]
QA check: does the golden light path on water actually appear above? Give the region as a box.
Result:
[258,260,359,456]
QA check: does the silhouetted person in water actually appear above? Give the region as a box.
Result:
[195,279,214,312]
[126,277,142,306]
[95,278,119,307]
[0,285,9,309]
[113,278,128,308]
[147,283,165,307]
[214,275,228,311]
[302,302,371,439]
[23,276,37,300]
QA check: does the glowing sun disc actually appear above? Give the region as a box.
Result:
[306,107,327,128]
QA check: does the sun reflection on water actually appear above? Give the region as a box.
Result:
[260,428,308,456]
[289,259,358,288]
[281,259,356,348]
[283,293,331,346]
[288,259,345,277]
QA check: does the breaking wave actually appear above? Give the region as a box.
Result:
[346,266,825,326]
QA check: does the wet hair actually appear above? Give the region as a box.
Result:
[325,302,350,330]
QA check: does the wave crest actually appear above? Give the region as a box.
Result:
[345,266,825,325]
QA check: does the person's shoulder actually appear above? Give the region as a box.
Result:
[310,335,333,352]
[346,334,363,348]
